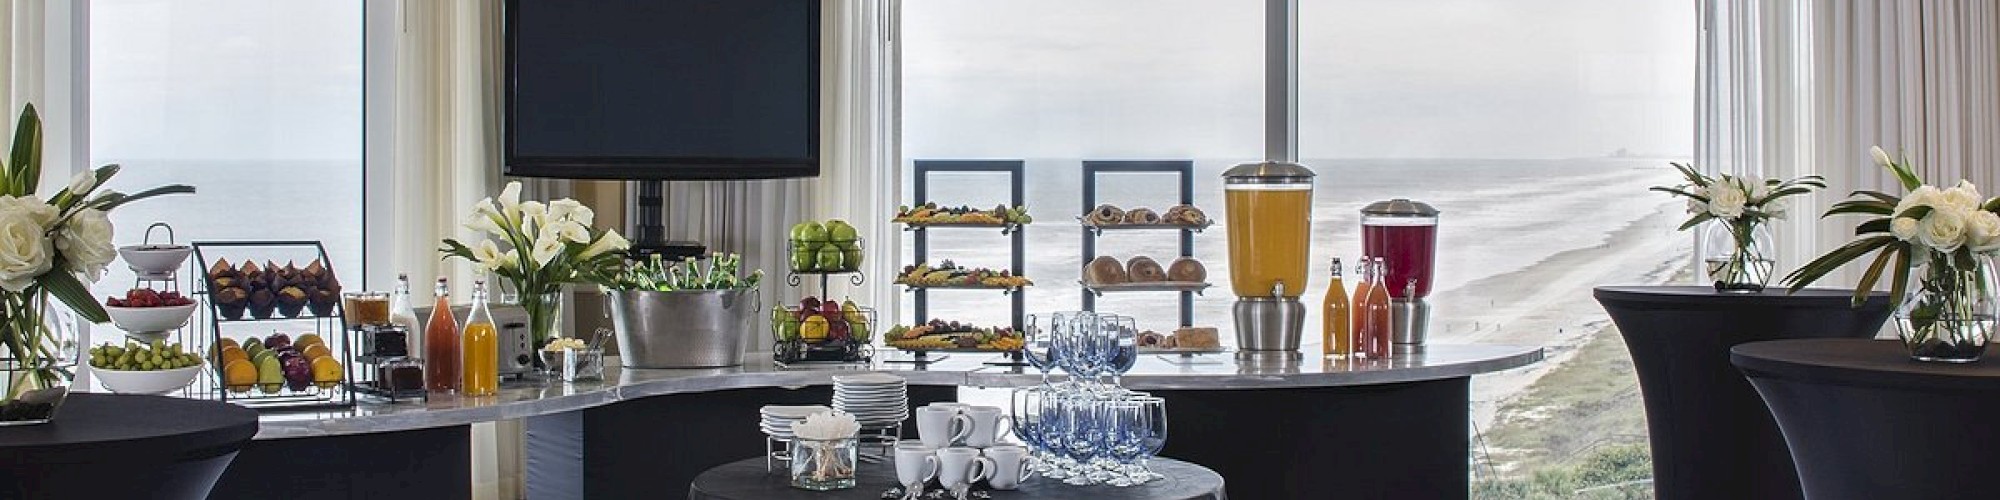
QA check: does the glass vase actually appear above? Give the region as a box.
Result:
[1,292,75,426]
[789,437,858,490]
[518,290,562,349]
[1703,220,1776,293]
[1896,256,1999,363]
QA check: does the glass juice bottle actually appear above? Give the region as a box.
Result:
[1351,257,1375,357]
[461,280,499,396]
[389,273,424,361]
[1360,258,1393,359]
[425,277,461,392]
[1322,257,1351,357]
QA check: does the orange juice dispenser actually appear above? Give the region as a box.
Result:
[1223,161,1316,360]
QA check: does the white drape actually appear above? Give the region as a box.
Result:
[391,0,503,293]
[1699,0,2000,286]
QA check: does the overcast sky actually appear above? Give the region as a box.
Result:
[903,0,1694,160]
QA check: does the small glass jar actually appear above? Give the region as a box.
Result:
[789,437,858,490]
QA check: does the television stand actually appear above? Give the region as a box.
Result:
[630,180,708,261]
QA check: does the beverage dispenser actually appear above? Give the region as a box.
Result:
[1360,199,1439,353]
[1222,161,1316,360]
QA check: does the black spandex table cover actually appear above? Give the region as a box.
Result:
[1594,286,1891,500]
[1733,339,2000,500]
[0,393,258,499]
[688,456,1225,500]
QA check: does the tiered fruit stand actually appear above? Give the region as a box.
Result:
[894,160,1030,365]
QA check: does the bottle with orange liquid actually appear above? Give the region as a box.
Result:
[461,280,499,396]
[1322,257,1351,357]
[1351,256,1375,357]
[425,277,461,393]
[1360,257,1393,359]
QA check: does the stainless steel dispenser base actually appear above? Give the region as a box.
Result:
[1391,298,1431,354]
[1233,297,1306,357]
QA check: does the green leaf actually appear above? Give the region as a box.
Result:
[37,269,108,324]
[1884,152,1924,191]
[1856,218,1892,235]
[1677,213,1714,232]
[1827,200,1895,217]
[1670,162,1709,187]
[8,104,41,197]
[1852,191,1901,204]
[1887,245,1913,308]
[1897,205,1933,220]
[1853,245,1898,306]
[1786,235,1897,291]
[90,184,195,211]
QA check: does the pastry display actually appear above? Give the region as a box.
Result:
[303,260,342,317]
[1083,256,1129,285]
[1080,204,1211,228]
[886,319,1023,352]
[1168,257,1208,283]
[243,261,276,319]
[1126,256,1167,283]
[1085,204,1126,226]
[1162,205,1209,226]
[893,203,1032,226]
[1173,327,1222,348]
[1123,208,1161,225]
[896,260,1033,288]
[204,257,342,320]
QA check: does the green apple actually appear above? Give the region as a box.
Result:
[790,250,816,272]
[815,247,844,271]
[791,221,827,244]
[826,220,859,242]
[841,248,863,270]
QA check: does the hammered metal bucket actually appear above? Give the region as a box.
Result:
[608,289,759,368]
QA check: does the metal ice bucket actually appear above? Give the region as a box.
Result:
[607,289,758,368]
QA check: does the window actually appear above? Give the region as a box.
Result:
[87,0,365,303]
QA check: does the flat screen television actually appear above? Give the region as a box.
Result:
[504,0,820,180]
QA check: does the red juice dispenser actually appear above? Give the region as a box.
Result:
[1361,199,1438,354]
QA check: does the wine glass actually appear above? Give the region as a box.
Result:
[1061,394,1105,485]
[1021,313,1059,384]
[1131,396,1169,482]
[1101,399,1149,486]
[1103,316,1139,387]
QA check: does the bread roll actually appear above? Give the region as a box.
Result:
[1126,256,1167,283]
[1163,205,1208,226]
[1167,257,1207,283]
[1085,256,1129,285]
[1173,327,1220,348]
[1124,208,1161,224]
[1087,204,1125,226]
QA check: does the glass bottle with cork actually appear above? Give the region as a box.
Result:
[425,277,460,393]
[461,280,500,396]
[1358,258,1393,359]
[1322,257,1351,357]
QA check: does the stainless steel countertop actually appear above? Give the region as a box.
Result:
[254,344,1541,440]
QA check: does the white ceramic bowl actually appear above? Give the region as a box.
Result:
[117,244,193,276]
[105,303,198,333]
[91,363,203,395]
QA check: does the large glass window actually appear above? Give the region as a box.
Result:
[1300,0,1694,496]
[88,0,365,302]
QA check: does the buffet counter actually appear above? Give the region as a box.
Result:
[211,344,1536,500]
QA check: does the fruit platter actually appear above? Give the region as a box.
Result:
[885,320,1025,352]
[787,219,865,273]
[210,332,346,397]
[104,288,200,341]
[894,261,1033,290]
[772,296,875,365]
[87,340,206,394]
[893,203,1032,228]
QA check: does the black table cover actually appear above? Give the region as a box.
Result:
[688,456,1225,500]
[1734,339,2000,500]
[0,393,258,499]
[1594,286,1891,500]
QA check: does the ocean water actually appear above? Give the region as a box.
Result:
[898,158,1679,336]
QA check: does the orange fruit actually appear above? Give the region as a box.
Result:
[222,359,257,393]
[301,343,331,362]
[311,356,343,388]
[295,333,325,351]
[216,338,240,351]
[217,346,249,367]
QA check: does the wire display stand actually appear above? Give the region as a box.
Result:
[190,240,357,412]
[893,160,1028,366]
[1079,160,1202,328]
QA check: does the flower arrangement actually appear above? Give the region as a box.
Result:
[2,104,194,422]
[1651,163,1824,291]
[1785,147,2000,362]
[440,181,629,346]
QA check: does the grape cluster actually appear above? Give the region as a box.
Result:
[89,340,200,371]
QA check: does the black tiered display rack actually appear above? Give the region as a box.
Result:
[190,241,356,412]
[1078,160,1207,329]
[895,160,1028,365]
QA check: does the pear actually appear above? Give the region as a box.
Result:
[257,356,285,394]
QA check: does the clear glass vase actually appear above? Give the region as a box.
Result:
[1703,220,1776,293]
[1896,256,1999,363]
[789,437,858,490]
[1,293,76,426]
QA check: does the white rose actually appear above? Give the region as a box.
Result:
[529,233,565,268]
[1969,211,2000,254]
[1685,196,1705,215]
[1891,217,1920,241]
[0,195,58,228]
[1764,198,1790,220]
[1919,207,1969,253]
[579,229,629,259]
[1707,183,1747,219]
[65,170,98,196]
[55,208,116,281]
[1740,175,1771,203]
[0,210,53,292]
[1943,180,1984,210]
[1896,186,1942,215]
[547,220,591,244]
[1871,146,1895,167]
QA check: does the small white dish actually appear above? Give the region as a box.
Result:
[106,303,198,333]
[91,363,203,395]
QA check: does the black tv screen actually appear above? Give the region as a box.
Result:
[505,0,820,180]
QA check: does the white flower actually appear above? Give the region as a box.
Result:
[1684,196,1705,215]
[1968,211,2000,254]
[521,201,547,221]
[497,181,523,222]
[1871,146,1895,167]
[472,197,499,217]
[1740,175,1771,203]
[1707,183,1747,219]
[579,229,629,259]
[0,195,58,228]
[547,199,584,222]
[547,220,591,244]
[529,233,564,268]
[470,239,507,274]
[55,208,116,281]
[1919,207,1969,253]
[65,170,97,196]
[1943,180,1985,210]
[464,212,506,237]
[1891,217,1921,241]
[794,411,860,440]
[570,205,595,226]
[0,209,53,292]
[1763,198,1790,220]
[1896,186,1943,215]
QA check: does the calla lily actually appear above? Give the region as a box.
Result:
[579,229,629,259]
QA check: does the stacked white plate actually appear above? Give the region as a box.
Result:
[761,405,831,440]
[832,373,909,426]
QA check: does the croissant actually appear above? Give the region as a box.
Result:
[1124,208,1161,225]
[1086,204,1125,226]
[1164,205,1209,226]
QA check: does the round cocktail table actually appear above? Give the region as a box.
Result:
[688,456,1225,499]
[0,393,258,499]
[1733,339,2000,500]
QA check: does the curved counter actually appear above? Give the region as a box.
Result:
[222,344,1539,500]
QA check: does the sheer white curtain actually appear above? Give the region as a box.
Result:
[1701,0,2000,286]
[390,0,502,291]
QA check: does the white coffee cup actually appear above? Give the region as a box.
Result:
[934,446,994,491]
[982,445,1035,490]
[962,406,1012,447]
[916,405,973,449]
[927,402,972,412]
[893,442,939,489]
